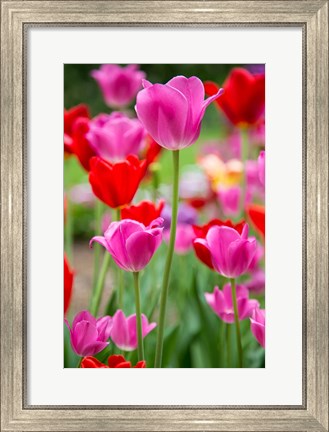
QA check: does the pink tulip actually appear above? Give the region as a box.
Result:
[250,308,265,348]
[258,150,265,186]
[111,310,156,351]
[217,186,241,217]
[65,310,112,357]
[91,64,145,108]
[245,269,265,294]
[195,223,257,278]
[86,112,146,162]
[164,223,196,255]
[90,217,163,272]
[135,75,223,150]
[205,284,259,323]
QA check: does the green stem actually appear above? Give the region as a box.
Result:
[90,252,111,316]
[133,272,144,361]
[115,208,124,310]
[240,127,249,215]
[226,323,231,368]
[230,278,243,368]
[77,357,82,368]
[154,150,180,368]
[92,200,103,291]
[64,192,73,263]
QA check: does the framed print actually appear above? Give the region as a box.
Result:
[1,1,328,431]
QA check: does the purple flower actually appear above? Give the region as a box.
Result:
[195,224,257,278]
[90,218,163,272]
[135,75,223,150]
[86,112,146,162]
[205,284,259,323]
[250,308,265,348]
[161,203,198,229]
[111,310,156,351]
[258,150,265,186]
[91,64,145,108]
[65,310,112,357]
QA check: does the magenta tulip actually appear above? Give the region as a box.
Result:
[258,150,265,186]
[65,310,112,357]
[90,217,163,272]
[87,112,146,162]
[205,284,259,323]
[250,308,265,348]
[195,223,257,278]
[135,75,223,150]
[91,64,145,108]
[111,310,156,351]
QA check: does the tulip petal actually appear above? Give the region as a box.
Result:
[125,231,160,271]
[111,310,130,351]
[136,83,189,149]
[89,235,109,251]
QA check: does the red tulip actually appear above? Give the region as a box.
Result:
[64,254,74,315]
[143,135,162,166]
[71,118,98,171]
[192,219,245,269]
[81,355,146,368]
[80,356,108,368]
[121,199,165,226]
[204,68,265,127]
[246,204,265,239]
[89,155,146,209]
[64,104,90,154]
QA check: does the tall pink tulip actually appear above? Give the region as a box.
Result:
[195,223,257,278]
[87,112,146,162]
[90,217,163,272]
[91,64,145,108]
[65,310,112,357]
[205,284,259,324]
[111,310,156,351]
[250,308,265,348]
[135,75,223,150]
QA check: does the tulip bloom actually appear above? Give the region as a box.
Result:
[64,104,90,154]
[246,203,265,239]
[81,355,146,368]
[135,75,223,150]
[91,64,145,108]
[89,155,146,209]
[121,200,165,227]
[250,308,265,348]
[90,218,163,272]
[205,284,259,323]
[204,68,265,127]
[110,310,156,351]
[258,150,265,186]
[87,112,146,162]
[64,254,74,315]
[192,219,245,270]
[65,310,112,357]
[195,223,256,278]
